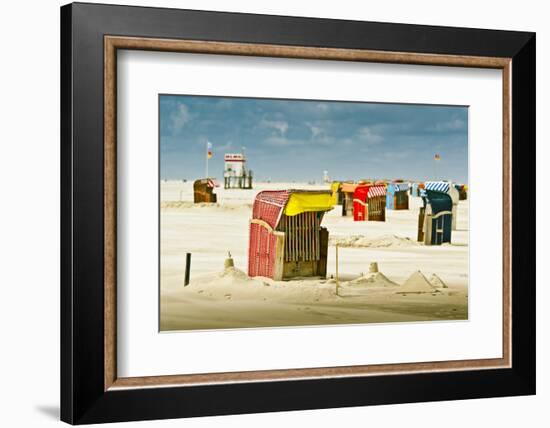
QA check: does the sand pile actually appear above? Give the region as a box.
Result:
[187,267,267,291]
[174,266,449,301]
[217,266,251,280]
[339,271,399,297]
[397,271,438,294]
[429,273,448,289]
[330,234,418,248]
[184,267,337,303]
[347,271,398,287]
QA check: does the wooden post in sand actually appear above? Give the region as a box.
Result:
[184,253,191,286]
[335,244,340,295]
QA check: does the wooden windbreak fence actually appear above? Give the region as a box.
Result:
[278,212,321,262]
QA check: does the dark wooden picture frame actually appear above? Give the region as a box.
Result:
[61,2,535,424]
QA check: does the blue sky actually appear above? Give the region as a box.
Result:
[160,95,468,183]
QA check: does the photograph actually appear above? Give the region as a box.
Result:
[54,2,537,424]
[159,94,469,331]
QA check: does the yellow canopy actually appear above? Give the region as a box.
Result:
[330,182,340,205]
[284,192,335,216]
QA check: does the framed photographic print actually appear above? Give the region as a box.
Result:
[60,2,536,424]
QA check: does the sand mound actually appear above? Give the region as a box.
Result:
[338,271,398,297]
[347,272,398,287]
[330,234,418,248]
[429,273,448,288]
[217,266,251,281]
[179,267,445,302]
[189,267,263,289]
[183,267,337,302]
[397,271,438,294]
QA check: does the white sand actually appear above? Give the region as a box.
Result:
[329,234,419,248]
[160,180,468,331]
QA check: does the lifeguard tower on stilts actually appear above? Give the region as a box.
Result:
[224,150,253,189]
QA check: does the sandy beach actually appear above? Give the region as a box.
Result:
[160,181,469,331]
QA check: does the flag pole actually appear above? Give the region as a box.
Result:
[205,141,209,178]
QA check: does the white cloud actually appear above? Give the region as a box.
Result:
[431,118,465,131]
[264,136,295,146]
[261,119,289,136]
[306,122,324,139]
[357,126,383,145]
[264,134,345,148]
[171,103,191,130]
